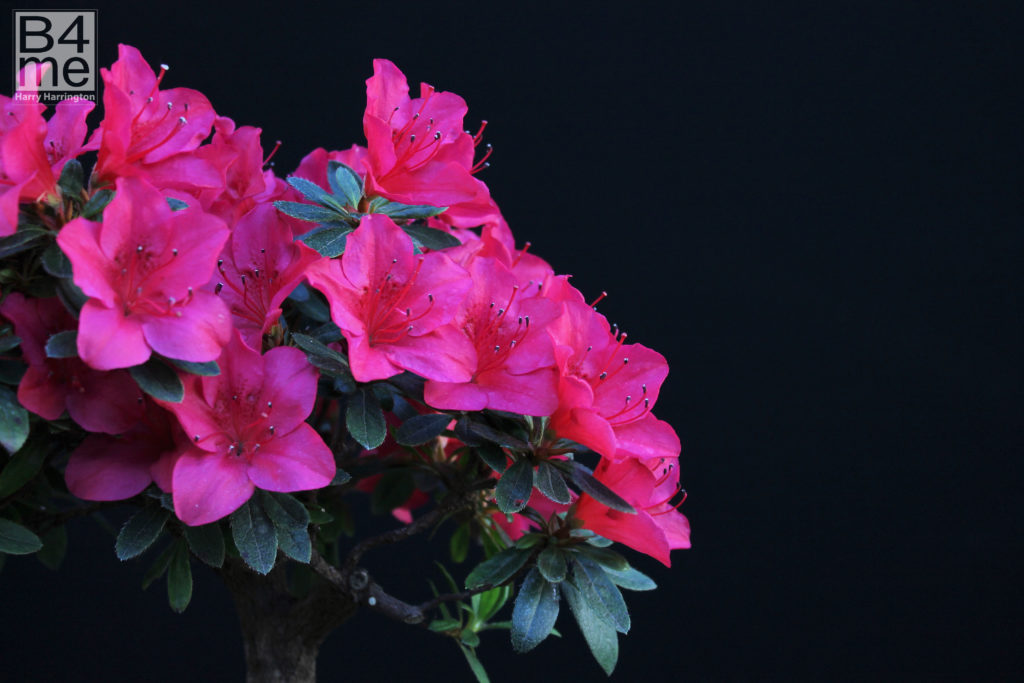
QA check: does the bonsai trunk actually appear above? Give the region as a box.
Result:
[221,558,357,683]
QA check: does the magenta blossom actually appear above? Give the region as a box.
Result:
[57,176,232,370]
[305,213,475,383]
[0,293,143,433]
[158,333,335,526]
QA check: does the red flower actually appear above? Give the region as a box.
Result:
[159,333,335,526]
[57,176,232,370]
[305,213,475,383]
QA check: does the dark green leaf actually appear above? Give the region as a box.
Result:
[462,420,528,450]
[129,359,184,403]
[514,533,544,550]
[563,579,618,675]
[286,283,332,322]
[511,567,560,653]
[459,644,491,683]
[429,617,461,632]
[327,161,364,208]
[460,629,481,647]
[572,555,630,634]
[346,385,386,449]
[37,524,68,569]
[0,518,42,555]
[56,277,87,314]
[402,223,461,250]
[450,523,470,563]
[603,565,657,591]
[81,189,114,219]
[40,243,73,278]
[165,197,190,211]
[230,496,278,574]
[370,469,415,514]
[0,359,27,386]
[300,226,353,258]
[0,438,47,498]
[260,490,311,563]
[168,358,220,376]
[141,542,176,590]
[285,176,348,213]
[586,534,613,547]
[373,199,448,220]
[0,331,20,354]
[575,544,629,572]
[291,333,353,381]
[57,159,84,197]
[395,412,451,446]
[115,506,171,560]
[0,227,48,259]
[534,461,571,504]
[537,546,568,583]
[273,200,349,224]
[167,539,193,613]
[465,547,531,590]
[308,322,343,344]
[44,330,78,358]
[0,386,30,454]
[183,522,225,568]
[476,444,507,474]
[494,459,533,514]
[566,461,635,514]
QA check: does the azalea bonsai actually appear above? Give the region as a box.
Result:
[0,46,690,682]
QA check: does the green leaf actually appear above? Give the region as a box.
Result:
[168,358,220,376]
[0,227,48,259]
[165,197,190,211]
[572,555,630,634]
[141,542,176,589]
[458,644,491,683]
[286,283,332,323]
[494,459,533,514]
[57,159,84,197]
[373,199,448,220]
[460,629,481,647]
[56,277,87,315]
[308,321,343,344]
[0,438,47,498]
[473,583,511,624]
[260,490,311,563]
[537,546,568,583]
[534,460,571,504]
[285,176,348,213]
[0,359,27,387]
[0,518,42,555]
[183,522,225,568]
[129,358,184,403]
[465,546,531,590]
[81,189,115,219]
[395,412,451,446]
[603,565,657,591]
[575,544,629,572]
[44,330,78,358]
[370,470,415,514]
[0,331,20,354]
[475,444,507,474]
[450,523,470,563]
[566,461,635,514]
[40,243,73,278]
[402,223,461,250]
[514,533,544,550]
[115,506,171,561]
[167,538,193,613]
[585,534,613,547]
[273,200,350,225]
[230,496,278,575]
[0,386,30,454]
[461,420,528,450]
[346,385,386,449]
[300,226,353,258]
[291,333,353,381]
[429,617,462,632]
[511,567,560,653]
[327,161,364,208]
[37,524,68,569]
[563,579,618,675]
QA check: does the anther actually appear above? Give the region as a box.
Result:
[215,283,223,294]
[172,248,178,256]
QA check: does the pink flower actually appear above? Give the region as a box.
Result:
[424,256,560,416]
[574,456,691,567]
[92,45,220,191]
[57,176,232,370]
[159,333,335,526]
[0,293,143,433]
[360,59,498,225]
[305,213,475,383]
[195,116,272,225]
[211,203,321,349]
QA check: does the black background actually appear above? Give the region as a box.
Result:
[1,2,1021,681]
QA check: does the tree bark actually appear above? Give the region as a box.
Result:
[221,558,358,683]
